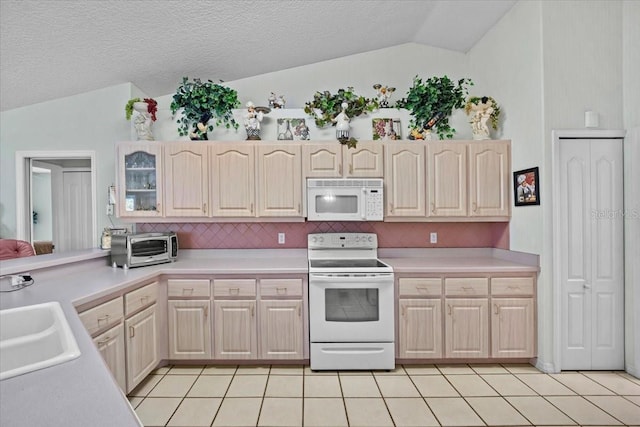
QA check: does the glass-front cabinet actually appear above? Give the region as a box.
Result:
[117,143,163,217]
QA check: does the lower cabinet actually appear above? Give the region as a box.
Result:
[125,303,159,393]
[398,299,442,358]
[214,299,257,359]
[491,298,534,357]
[260,299,303,359]
[168,300,211,359]
[93,323,126,392]
[444,298,489,358]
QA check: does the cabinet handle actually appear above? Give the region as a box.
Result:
[389,202,394,213]
[204,306,209,318]
[251,306,255,317]
[339,164,343,175]
[349,163,353,175]
[472,202,477,212]
[276,287,287,295]
[183,288,194,295]
[462,286,473,293]
[230,287,240,295]
[141,295,149,304]
[298,306,301,317]
[447,304,452,315]
[203,203,207,214]
[129,326,135,338]
[98,336,111,346]
[97,314,110,325]
[250,203,254,214]
[401,306,405,316]
[156,202,161,213]
[494,304,499,315]
[431,203,435,214]
[298,203,301,213]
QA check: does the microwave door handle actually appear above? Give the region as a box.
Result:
[362,188,367,220]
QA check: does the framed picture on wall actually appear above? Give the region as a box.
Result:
[372,118,401,140]
[277,118,310,140]
[513,167,540,206]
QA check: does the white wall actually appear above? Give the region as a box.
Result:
[0,83,136,241]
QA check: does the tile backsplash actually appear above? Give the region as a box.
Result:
[138,222,509,249]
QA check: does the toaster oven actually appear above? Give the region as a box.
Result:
[110,232,177,268]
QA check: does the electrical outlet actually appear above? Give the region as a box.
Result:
[278,232,285,244]
[430,232,438,244]
[106,204,114,216]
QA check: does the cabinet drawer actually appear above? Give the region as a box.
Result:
[79,297,124,336]
[491,277,534,296]
[168,279,211,298]
[213,279,256,298]
[398,278,442,297]
[260,279,303,297]
[445,278,489,296]
[125,282,158,316]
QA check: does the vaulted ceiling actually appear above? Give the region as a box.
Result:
[0,0,515,111]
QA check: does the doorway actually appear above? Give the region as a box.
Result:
[553,131,625,371]
[15,151,97,253]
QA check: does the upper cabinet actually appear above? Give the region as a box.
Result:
[303,142,383,178]
[427,142,467,217]
[164,143,209,217]
[384,143,426,217]
[209,143,256,217]
[257,143,302,217]
[117,142,163,218]
[468,142,511,217]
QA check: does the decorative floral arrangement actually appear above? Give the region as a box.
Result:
[125,98,158,121]
[170,77,240,140]
[464,96,501,130]
[397,75,473,139]
[303,87,379,128]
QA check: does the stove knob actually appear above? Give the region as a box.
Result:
[367,236,373,242]
[319,237,324,243]
[311,237,317,243]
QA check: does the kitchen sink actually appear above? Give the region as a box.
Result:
[0,302,81,380]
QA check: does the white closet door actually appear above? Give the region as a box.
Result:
[60,171,93,251]
[560,138,624,370]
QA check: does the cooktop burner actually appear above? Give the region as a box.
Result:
[309,259,389,269]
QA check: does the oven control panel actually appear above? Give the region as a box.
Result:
[308,233,377,249]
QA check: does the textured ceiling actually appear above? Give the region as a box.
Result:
[0,0,515,112]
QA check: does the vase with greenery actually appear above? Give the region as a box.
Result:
[170,77,240,140]
[397,75,473,140]
[464,96,501,140]
[126,98,158,140]
[303,87,378,148]
[125,98,158,121]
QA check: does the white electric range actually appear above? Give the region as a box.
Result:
[307,233,395,370]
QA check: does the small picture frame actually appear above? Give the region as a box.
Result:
[513,167,540,206]
[125,196,135,212]
[372,118,401,140]
[277,118,310,140]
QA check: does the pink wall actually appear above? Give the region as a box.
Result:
[138,222,510,249]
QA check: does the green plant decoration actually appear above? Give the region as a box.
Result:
[170,77,240,140]
[125,98,141,120]
[303,87,378,148]
[397,75,473,139]
[464,96,501,130]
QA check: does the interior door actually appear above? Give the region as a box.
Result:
[60,170,93,251]
[560,138,624,370]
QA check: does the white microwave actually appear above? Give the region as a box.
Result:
[306,178,384,221]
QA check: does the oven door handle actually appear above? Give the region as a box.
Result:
[309,273,393,284]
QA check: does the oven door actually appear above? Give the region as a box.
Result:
[309,273,394,342]
[307,187,365,221]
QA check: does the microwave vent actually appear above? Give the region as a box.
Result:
[308,179,383,188]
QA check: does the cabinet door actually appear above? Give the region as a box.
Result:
[427,142,467,217]
[125,304,158,393]
[168,300,211,359]
[384,144,426,217]
[256,144,302,217]
[303,143,343,177]
[259,300,303,360]
[164,143,209,217]
[468,141,510,217]
[117,143,163,217]
[209,144,255,217]
[491,298,534,358]
[445,298,489,358]
[398,299,442,359]
[93,323,126,392]
[214,300,257,359]
[343,142,384,177]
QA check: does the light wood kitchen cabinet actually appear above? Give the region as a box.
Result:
[444,298,489,358]
[399,299,442,359]
[259,278,304,359]
[490,276,535,358]
[256,143,302,217]
[303,142,383,178]
[468,141,510,217]
[117,142,163,217]
[384,143,426,217]
[214,300,257,359]
[93,323,126,392]
[125,303,159,392]
[259,300,303,359]
[209,143,255,217]
[164,143,209,217]
[167,278,212,360]
[427,142,467,217]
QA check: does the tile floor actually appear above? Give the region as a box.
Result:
[128,363,640,427]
